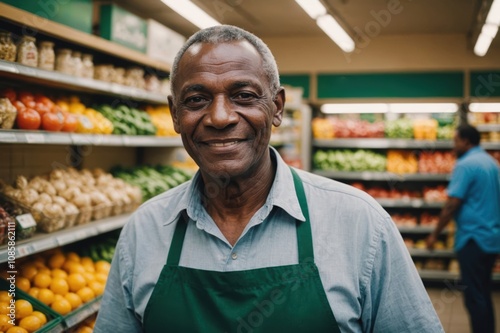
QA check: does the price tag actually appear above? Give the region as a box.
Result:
[56,234,75,246]
[0,132,18,143]
[16,245,32,258]
[16,214,37,229]
[46,133,71,144]
[411,200,423,208]
[25,133,46,144]
[31,238,56,252]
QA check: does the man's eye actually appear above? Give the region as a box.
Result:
[186,96,207,104]
[234,92,256,101]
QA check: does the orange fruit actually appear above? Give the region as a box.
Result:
[27,287,40,299]
[20,265,38,281]
[33,273,51,289]
[94,261,111,274]
[6,326,28,333]
[77,326,93,333]
[64,293,82,310]
[76,287,95,303]
[0,313,14,331]
[15,277,31,292]
[82,272,96,284]
[51,298,72,315]
[94,273,107,284]
[30,311,47,325]
[0,291,12,303]
[49,277,69,295]
[14,300,33,319]
[19,315,42,332]
[53,294,64,302]
[80,257,94,267]
[66,252,80,263]
[68,264,86,275]
[67,273,86,292]
[0,301,10,315]
[37,289,55,306]
[88,281,104,296]
[37,267,52,276]
[48,253,66,269]
[51,269,68,279]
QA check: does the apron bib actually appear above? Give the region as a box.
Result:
[143,168,341,332]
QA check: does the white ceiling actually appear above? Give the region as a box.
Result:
[116,0,496,49]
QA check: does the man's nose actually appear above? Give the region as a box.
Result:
[203,95,238,129]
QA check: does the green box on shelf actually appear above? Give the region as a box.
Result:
[2,0,93,34]
[99,4,148,53]
[0,279,64,333]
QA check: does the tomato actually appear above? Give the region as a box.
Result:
[34,94,54,108]
[1,88,17,103]
[42,111,64,131]
[61,112,78,132]
[18,91,34,105]
[12,100,26,112]
[16,108,41,130]
[34,102,50,118]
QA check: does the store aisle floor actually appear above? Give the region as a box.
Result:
[426,287,500,333]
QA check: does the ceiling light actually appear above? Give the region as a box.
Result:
[486,0,500,25]
[469,103,500,112]
[388,103,459,113]
[321,103,388,114]
[294,0,327,19]
[474,32,495,56]
[316,15,355,53]
[160,0,221,29]
[320,103,459,114]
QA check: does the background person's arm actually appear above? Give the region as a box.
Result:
[426,197,462,249]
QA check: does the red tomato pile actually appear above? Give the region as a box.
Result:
[1,88,78,132]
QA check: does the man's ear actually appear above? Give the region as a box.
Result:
[168,96,181,133]
[272,87,285,127]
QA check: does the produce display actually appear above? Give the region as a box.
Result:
[386,150,418,174]
[0,199,36,242]
[74,232,119,263]
[9,250,109,316]
[418,151,455,174]
[0,97,17,129]
[145,105,178,137]
[56,97,113,135]
[313,149,387,172]
[384,118,414,139]
[311,118,384,139]
[112,165,193,201]
[413,119,437,140]
[423,185,447,201]
[69,314,96,333]
[0,168,142,233]
[489,151,500,165]
[350,183,420,199]
[0,291,52,333]
[95,104,156,136]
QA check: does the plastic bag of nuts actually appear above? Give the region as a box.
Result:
[0,32,16,62]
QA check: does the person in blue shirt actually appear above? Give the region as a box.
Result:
[95,25,444,332]
[427,124,500,333]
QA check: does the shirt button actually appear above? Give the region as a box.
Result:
[231,253,238,260]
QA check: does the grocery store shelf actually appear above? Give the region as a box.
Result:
[0,3,170,72]
[313,138,454,149]
[0,214,130,263]
[0,60,167,104]
[64,296,102,329]
[313,170,451,181]
[408,248,455,258]
[0,130,183,147]
[418,269,460,280]
[481,142,500,150]
[476,124,500,132]
[397,226,446,233]
[377,198,444,208]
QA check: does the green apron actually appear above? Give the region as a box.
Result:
[143,168,341,332]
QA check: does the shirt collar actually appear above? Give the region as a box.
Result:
[459,145,483,160]
[162,146,306,226]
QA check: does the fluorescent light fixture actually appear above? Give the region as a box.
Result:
[486,0,500,25]
[474,32,494,56]
[295,0,327,19]
[321,103,459,114]
[160,0,221,29]
[388,103,459,113]
[316,15,355,53]
[469,103,500,112]
[321,103,387,114]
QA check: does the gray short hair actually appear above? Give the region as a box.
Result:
[169,25,280,100]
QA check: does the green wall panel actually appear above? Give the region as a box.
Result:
[280,74,310,99]
[317,72,464,99]
[469,71,500,98]
[2,0,93,33]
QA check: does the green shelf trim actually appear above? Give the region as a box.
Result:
[317,72,464,99]
[469,71,500,98]
[280,74,310,99]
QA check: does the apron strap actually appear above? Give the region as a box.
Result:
[289,167,315,263]
[166,168,314,265]
[166,212,188,266]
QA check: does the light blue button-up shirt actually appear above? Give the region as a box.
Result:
[95,147,444,333]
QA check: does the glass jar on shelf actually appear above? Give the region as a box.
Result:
[17,36,38,67]
[81,53,94,79]
[72,51,83,77]
[55,48,73,75]
[37,41,55,70]
[0,32,16,62]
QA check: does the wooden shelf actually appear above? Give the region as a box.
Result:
[0,3,171,72]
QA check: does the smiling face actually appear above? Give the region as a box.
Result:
[169,41,284,180]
